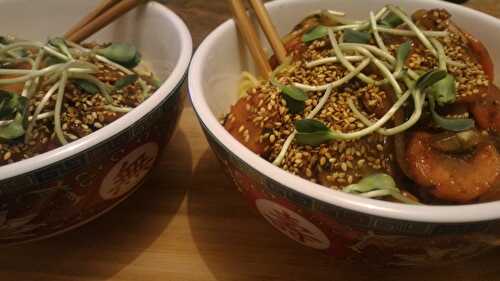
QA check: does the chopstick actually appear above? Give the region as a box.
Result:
[64,0,121,39]
[228,0,287,79]
[65,0,145,44]
[229,0,272,79]
[247,0,287,63]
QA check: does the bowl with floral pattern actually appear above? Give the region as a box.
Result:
[0,0,192,244]
[189,0,500,266]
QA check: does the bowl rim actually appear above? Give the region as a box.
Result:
[0,1,193,181]
[188,0,500,224]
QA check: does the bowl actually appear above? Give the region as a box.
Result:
[189,0,500,266]
[0,0,192,244]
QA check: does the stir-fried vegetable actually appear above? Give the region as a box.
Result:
[273,6,465,160]
[0,36,149,144]
[232,4,497,204]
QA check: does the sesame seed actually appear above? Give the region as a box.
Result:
[306,168,312,178]
[3,151,11,161]
[341,162,348,172]
[269,134,276,143]
[320,157,326,166]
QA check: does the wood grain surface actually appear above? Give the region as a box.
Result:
[1,1,500,280]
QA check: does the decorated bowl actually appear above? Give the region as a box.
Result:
[189,0,500,266]
[0,0,192,244]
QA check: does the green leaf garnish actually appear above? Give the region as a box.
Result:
[343,173,398,193]
[275,84,307,114]
[416,70,471,131]
[428,95,474,132]
[343,29,372,44]
[282,86,307,113]
[0,112,25,140]
[152,77,162,88]
[0,36,26,57]
[49,37,66,50]
[295,131,335,146]
[10,49,28,58]
[343,173,420,204]
[428,73,456,106]
[74,79,99,94]
[0,36,23,56]
[294,119,336,146]
[415,69,447,91]
[124,53,141,68]
[295,118,329,132]
[379,11,404,28]
[0,91,28,140]
[0,91,18,119]
[282,85,307,101]
[0,90,27,119]
[114,74,138,90]
[44,55,65,66]
[272,62,307,113]
[0,36,9,44]
[396,41,412,65]
[302,25,329,43]
[283,95,305,114]
[48,37,72,58]
[96,43,141,68]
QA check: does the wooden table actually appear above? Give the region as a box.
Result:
[1,1,500,280]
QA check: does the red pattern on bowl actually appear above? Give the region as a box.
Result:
[0,0,192,245]
[201,123,499,265]
[0,84,185,245]
[189,0,500,265]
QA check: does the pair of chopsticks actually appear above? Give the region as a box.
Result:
[228,0,287,79]
[65,0,146,44]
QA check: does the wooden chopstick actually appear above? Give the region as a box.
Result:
[66,0,144,44]
[228,0,287,79]
[247,0,287,64]
[229,0,272,79]
[64,0,121,39]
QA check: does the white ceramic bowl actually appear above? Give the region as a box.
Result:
[189,0,500,265]
[0,0,192,244]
